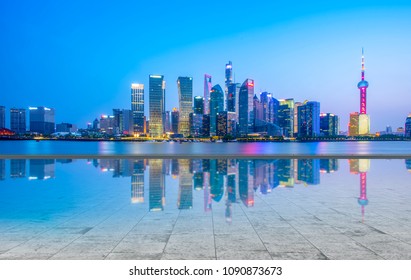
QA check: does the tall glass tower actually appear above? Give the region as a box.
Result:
[177,77,193,137]
[131,83,144,135]
[10,108,26,134]
[210,84,224,136]
[238,79,255,136]
[149,75,165,137]
[204,74,212,115]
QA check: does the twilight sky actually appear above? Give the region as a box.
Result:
[1,0,411,132]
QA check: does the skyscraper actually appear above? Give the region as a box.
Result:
[204,74,212,115]
[10,108,26,134]
[149,75,165,137]
[193,96,204,114]
[357,48,370,135]
[225,61,233,108]
[238,79,255,136]
[209,84,224,135]
[177,77,193,137]
[131,83,144,135]
[278,99,294,137]
[171,108,179,134]
[29,106,55,135]
[0,106,5,128]
[297,101,320,138]
[405,114,411,138]
[349,112,360,136]
[320,113,339,136]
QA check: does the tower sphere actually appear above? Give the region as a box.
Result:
[357,80,369,89]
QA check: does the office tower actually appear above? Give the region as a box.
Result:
[357,48,370,135]
[177,159,193,209]
[278,99,294,137]
[349,112,360,136]
[204,74,212,114]
[29,106,55,135]
[171,108,179,134]
[92,118,99,130]
[297,101,320,137]
[225,61,233,108]
[320,113,339,136]
[0,106,5,128]
[131,160,145,204]
[293,102,303,136]
[202,114,210,137]
[99,115,115,134]
[11,159,26,178]
[193,96,204,114]
[56,123,77,133]
[209,84,224,135]
[177,77,193,136]
[29,159,55,180]
[405,114,411,138]
[10,108,26,134]
[216,111,236,137]
[189,112,203,137]
[113,109,122,134]
[121,109,133,135]
[149,75,165,137]
[238,79,255,136]
[149,159,165,211]
[131,83,144,135]
[164,111,171,133]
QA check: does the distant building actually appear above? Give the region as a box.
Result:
[193,96,204,114]
[189,113,203,137]
[405,114,411,138]
[164,111,171,133]
[177,77,193,137]
[225,61,233,109]
[121,109,134,135]
[56,123,77,133]
[171,108,179,134]
[202,114,210,137]
[0,106,5,128]
[204,74,212,115]
[238,79,254,136]
[297,101,320,138]
[278,99,294,137]
[149,75,166,137]
[99,115,115,135]
[131,83,144,134]
[320,113,339,136]
[349,112,360,136]
[293,102,303,136]
[92,118,99,130]
[210,84,224,136]
[29,106,55,135]
[10,108,26,134]
[216,111,236,137]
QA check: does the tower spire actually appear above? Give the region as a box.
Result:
[361,47,365,81]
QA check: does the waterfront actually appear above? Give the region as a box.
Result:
[0,157,411,260]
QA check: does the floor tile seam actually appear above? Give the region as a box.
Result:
[47,201,132,260]
[211,203,218,260]
[238,202,273,260]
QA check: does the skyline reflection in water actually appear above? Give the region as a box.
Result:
[0,158,410,224]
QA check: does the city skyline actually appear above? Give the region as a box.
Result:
[1,1,411,132]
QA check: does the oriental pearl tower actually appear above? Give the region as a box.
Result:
[357,48,370,134]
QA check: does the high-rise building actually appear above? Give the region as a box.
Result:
[29,106,55,135]
[189,113,203,137]
[121,109,134,135]
[405,114,411,138]
[56,123,77,133]
[209,84,224,135]
[0,106,5,128]
[204,74,212,115]
[171,108,179,134]
[349,112,360,136]
[216,111,236,137]
[193,96,204,114]
[293,102,303,136]
[278,99,294,137]
[238,79,254,136]
[357,48,370,135]
[149,75,166,137]
[164,111,171,133]
[99,115,115,134]
[297,101,320,138]
[10,108,26,134]
[225,61,233,108]
[202,114,210,137]
[177,77,193,137]
[131,83,144,135]
[320,113,339,136]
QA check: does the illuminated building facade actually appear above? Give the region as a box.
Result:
[204,74,212,115]
[171,108,179,134]
[320,113,339,136]
[209,84,224,135]
[278,99,294,137]
[10,108,26,134]
[349,112,359,136]
[149,75,166,137]
[193,96,204,114]
[29,106,55,135]
[131,83,144,134]
[177,77,193,137]
[238,79,255,136]
[297,101,320,137]
[357,48,370,135]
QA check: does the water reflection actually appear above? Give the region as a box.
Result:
[1,158,411,222]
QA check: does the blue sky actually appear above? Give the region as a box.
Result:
[1,0,411,132]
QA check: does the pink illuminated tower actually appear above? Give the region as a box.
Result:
[357,48,370,134]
